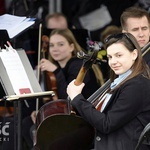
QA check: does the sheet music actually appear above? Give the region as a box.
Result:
[0,14,35,38]
[0,48,34,95]
[0,14,26,29]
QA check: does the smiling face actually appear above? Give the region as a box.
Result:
[107,43,137,75]
[49,34,74,67]
[123,16,150,48]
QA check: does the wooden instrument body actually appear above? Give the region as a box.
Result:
[34,99,95,150]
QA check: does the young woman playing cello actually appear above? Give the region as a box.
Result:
[67,33,150,150]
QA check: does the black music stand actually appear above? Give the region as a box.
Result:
[0,48,54,150]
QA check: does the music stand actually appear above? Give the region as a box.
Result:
[0,48,54,150]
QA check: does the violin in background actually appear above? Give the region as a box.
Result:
[39,34,58,101]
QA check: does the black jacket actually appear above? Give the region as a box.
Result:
[71,74,150,150]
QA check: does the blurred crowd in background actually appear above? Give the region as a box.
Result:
[0,0,150,40]
[0,0,150,81]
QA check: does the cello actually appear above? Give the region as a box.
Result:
[34,42,101,150]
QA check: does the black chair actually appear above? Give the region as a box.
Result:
[135,122,150,150]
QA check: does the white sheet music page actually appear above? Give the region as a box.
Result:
[0,47,34,95]
[0,14,35,38]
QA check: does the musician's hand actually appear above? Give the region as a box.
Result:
[67,79,85,100]
[39,58,57,72]
[31,111,36,124]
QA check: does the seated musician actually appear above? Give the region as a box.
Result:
[67,33,150,150]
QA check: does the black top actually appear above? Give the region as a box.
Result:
[71,74,150,150]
